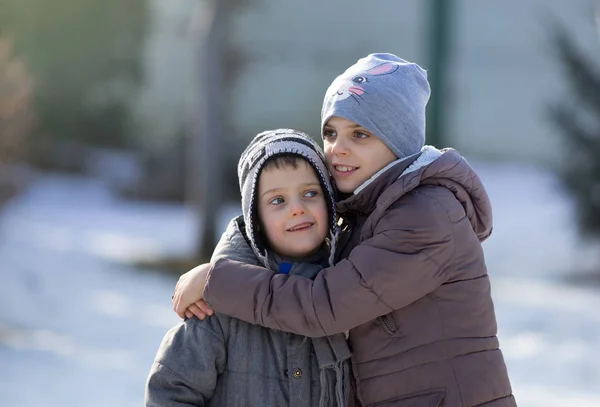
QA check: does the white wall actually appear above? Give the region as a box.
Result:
[450,0,599,164]
[137,0,600,164]
[227,0,425,143]
[228,0,600,165]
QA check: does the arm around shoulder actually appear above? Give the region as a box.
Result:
[205,192,455,336]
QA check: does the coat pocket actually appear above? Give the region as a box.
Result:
[368,389,445,407]
[376,313,400,336]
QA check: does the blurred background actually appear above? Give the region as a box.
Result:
[1,0,600,406]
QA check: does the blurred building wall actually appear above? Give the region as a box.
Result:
[133,0,197,152]
[451,0,599,164]
[226,0,599,165]
[227,0,425,147]
[136,1,600,165]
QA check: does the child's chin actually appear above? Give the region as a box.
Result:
[286,243,322,258]
[334,181,357,194]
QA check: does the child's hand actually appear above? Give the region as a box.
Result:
[172,263,214,319]
[185,299,213,320]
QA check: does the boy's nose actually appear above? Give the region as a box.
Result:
[289,201,307,216]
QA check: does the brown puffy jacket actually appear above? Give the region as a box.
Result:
[205,148,516,407]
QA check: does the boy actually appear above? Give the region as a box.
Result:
[145,129,350,407]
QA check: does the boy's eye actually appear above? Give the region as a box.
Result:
[304,190,320,198]
[354,131,369,139]
[322,129,336,139]
[269,197,284,205]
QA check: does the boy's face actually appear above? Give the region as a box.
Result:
[323,116,397,193]
[257,160,329,259]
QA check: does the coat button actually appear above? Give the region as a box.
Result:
[293,368,302,378]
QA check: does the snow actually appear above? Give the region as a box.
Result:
[0,164,599,407]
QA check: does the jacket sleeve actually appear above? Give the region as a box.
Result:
[145,317,227,407]
[204,192,455,337]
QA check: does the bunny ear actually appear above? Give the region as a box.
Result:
[367,63,399,75]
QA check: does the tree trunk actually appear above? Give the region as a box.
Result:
[188,0,226,261]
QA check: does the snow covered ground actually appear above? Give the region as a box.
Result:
[0,163,599,407]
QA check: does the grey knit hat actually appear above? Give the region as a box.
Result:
[321,53,431,159]
[237,129,338,267]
